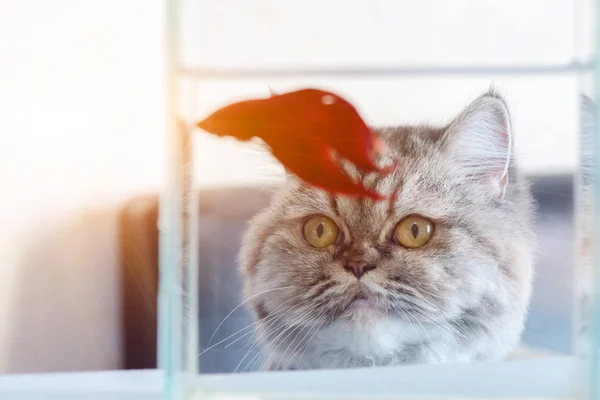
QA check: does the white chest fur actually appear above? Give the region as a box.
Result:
[285,314,448,369]
[318,317,418,358]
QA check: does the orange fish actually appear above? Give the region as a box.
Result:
[196,88,394,199]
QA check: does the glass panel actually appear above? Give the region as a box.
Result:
[575,69,596,400]
[178,0,582,70]
[187,76,579,373]
[159,0,598,399]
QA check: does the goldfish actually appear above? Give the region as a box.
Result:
[196,88,394,199]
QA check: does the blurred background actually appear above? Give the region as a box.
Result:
[0,0,594,374]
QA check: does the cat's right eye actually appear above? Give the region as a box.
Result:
[303,215,339,248]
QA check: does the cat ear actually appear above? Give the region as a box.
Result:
[443,91,512,198]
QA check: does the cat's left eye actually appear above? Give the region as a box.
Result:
[395,216,435,248]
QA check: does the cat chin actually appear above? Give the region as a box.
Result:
[343,306,385,326]
[268,315,441,370]
[346,298,378,312]
[329,314,430,348]
[344,296,384,312]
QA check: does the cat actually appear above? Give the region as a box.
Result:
[239,90,536,370]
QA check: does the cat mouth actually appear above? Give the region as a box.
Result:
[345,290,381,312]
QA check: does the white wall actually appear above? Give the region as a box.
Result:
[184,0,593,187]
[0,0,593,372]
[0,0,165,372]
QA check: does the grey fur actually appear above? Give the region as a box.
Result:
[239,91,536,370]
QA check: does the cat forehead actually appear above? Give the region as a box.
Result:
[280,170,460,228]
[376,125,446,153]
[362,126,458,200]
[278,125,459,219]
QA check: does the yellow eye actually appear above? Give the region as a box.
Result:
[303,216,339,248]
[395,216,434,248]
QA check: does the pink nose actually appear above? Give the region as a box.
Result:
[344,260,376,279]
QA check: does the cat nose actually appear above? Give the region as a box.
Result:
[344,260,376,279]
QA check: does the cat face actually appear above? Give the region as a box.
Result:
[239,91,536,366]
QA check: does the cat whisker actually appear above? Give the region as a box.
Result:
[410,306,467,340]
[241,316,301,373]
[412,284,445,301]
[397,306,418,338]
[268,299,330,371]
[204,298,300,364]
[404,310,445,361]
[407,310,433,344]
[223,297,306,353]
[206,286,295,346]
[403,292,470,339]
[199,294,298,356]
[274,305,329,370]
[199,325,255,356]
[255,297,331,372]
[287,307,330,368]
[237,320,293,373]
[390,292,467,341]
[234,296,322,372]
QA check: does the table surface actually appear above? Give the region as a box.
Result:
[0,355,583,400]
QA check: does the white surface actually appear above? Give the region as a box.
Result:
[0,356,580,399]
[196,356,578,399]
[0,369,162,400]
[0,0,165,373]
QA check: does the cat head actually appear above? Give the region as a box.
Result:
[239,90,535,356]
